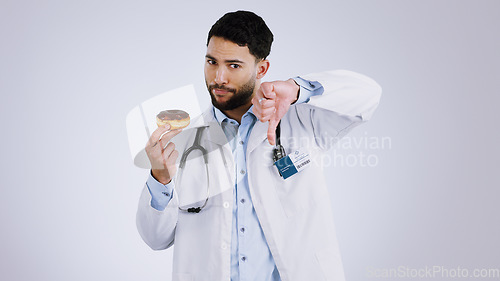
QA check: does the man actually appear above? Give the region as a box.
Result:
[137,10,381,281]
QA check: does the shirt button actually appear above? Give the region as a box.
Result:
[241,256,247,262]
[240,170,245,175]
[162,192,170,197]
[240,198,245,204]
[239,140,244,145]
[240,227,245,233]
[221,243,227,250]
[223,202,230,208]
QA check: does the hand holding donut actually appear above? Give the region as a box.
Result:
[145,110,190,184]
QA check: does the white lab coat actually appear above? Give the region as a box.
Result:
[136,70,382,281]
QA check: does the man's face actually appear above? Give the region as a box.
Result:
[205,36,259,111]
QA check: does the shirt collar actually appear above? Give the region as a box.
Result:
[212,105,256,125]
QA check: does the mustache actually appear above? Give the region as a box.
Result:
[209,84,236,93]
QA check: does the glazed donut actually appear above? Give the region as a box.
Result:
[156,109,190,130]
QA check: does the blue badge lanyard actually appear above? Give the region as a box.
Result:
[273,121,311,179]
[273,121,286,162]
[273,121,287,177]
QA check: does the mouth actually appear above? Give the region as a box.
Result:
[211,87,236,99]
[213,88,230,96]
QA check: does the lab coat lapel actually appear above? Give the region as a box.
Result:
[247,120,269,154]
[188,107,235,194]
[200,108,228,146]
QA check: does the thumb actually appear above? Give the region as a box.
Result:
[267,117,279,146]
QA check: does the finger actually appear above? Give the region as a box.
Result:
[274,101,291,124]
[259,98,275,109]
[252,93,262,104]
[260,82,276,100]
[163,149,179,177]
[253,108,263,121]
[158,129,183,148]
[165,149,179,167]
[259,107,277,123]
[146,128,179,171]
[251,95,263,114]
[162,142,175,156]
[267,117,279,146]
[252,90,269,108]
[148,124,171,147]
[254,85,265,101]
[159,142,176,168]
[253,97,275,121]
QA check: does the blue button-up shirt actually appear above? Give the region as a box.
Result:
[145,77,323,281]
[213,106,280,281]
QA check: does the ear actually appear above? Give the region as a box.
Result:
[255,59,270,79]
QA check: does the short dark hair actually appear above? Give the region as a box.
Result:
[207,10,274,60]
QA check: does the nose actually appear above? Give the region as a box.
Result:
[215,68,228,85]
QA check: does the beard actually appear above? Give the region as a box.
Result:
[207,75,256,111]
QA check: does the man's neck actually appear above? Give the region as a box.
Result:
[221,100,253,124]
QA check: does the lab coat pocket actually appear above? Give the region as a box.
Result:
[172,273,193,281]
[271,170,305,218]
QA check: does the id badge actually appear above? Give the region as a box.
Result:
[274,148,311,179]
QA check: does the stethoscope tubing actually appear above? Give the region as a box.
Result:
[177,126,210,213]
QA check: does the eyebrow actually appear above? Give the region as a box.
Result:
[205,54,245,64]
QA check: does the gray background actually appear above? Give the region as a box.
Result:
[1,0,499,280]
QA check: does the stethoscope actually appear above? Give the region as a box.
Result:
[176,122,285,213]
[176,126,210,213]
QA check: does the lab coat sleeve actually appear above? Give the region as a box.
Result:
[292,69,382,150]
[136,180,179,250]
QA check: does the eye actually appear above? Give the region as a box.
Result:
[230,64,241,69]
[207,59,216,65]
